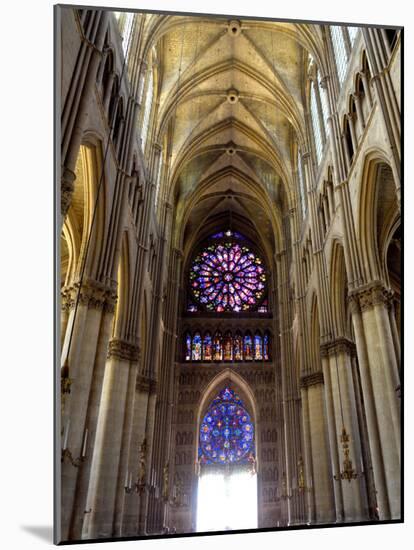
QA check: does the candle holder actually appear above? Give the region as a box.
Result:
[61,427,88,468]
[61,447,86,468]
[124,439,149,495]
[279,472,292,501]
[124,477,148,495]
[334,427,358,483]
[297,456,312,493]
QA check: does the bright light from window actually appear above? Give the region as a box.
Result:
[197,471,257,532]
[330,26,348,87]
[310,82,323,164]
[348,26,359,46]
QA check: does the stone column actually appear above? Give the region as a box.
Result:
[323,339,367,522]
[60,279,117,541]
[300,373,335,524]
[300,386,315,524]
[321,354,344,522]
[350,282,400,519]
[119,374,152,536]
[96,46,110,88]
[388,301,401,373]
[347,114,358,156]
[103,72,116,114]
[84,339,140,539]
[71,306,117,540]
[360,72,373,108]
[348,295,390,519]
[353,93,365,133]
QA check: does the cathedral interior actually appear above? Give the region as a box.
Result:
[57,6,401,542]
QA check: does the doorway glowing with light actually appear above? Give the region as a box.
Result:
[196,387,258,532]
[197,470,258,531]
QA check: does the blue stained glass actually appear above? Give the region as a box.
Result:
[263,331,270,361]
[199,387,254,464]
[203,332,212,361]
[234,332,243,361]
[244,333,253,361]
[254,332,263,361]
[192,332,202,361]
[223,331,233,361]
[185,333,191,361]
[213,331,223,361]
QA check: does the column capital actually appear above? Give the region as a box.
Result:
[349,281,394,312]
[300,371,324,388]
[136,373,157,393]
[61,278,118,313]
[108,338,140,362]
[320,337,356,357]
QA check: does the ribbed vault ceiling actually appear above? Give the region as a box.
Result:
[142,15,325,255]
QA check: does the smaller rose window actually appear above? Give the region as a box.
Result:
[199,387,254,465]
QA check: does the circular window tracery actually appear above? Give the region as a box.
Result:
[199,387,254,465]
[189,232,267,312]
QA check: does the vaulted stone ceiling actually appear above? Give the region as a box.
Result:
[145,15,325,257]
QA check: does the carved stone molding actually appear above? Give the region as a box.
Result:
[300,371,324,388]
[60,279,118,313]
[320,337,356,358]
[349,281,394,313]
[136,374,150,392]
[61,287,73,313]
[108,338,140,362]
[136,374,157,394]
[61,167,76,218]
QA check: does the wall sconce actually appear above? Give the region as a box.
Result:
[334,427,358,483]
[297,456,312,493]
[125,467,160,497]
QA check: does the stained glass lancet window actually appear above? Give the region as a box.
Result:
[234,332,243,361]
[263,331,270,361]
[213,331,223,361]
[189,232,267,312]
[244,332,253,361]
[203,332,212,361]
[192,332,202,361]
[199,387,254,465]
[223,331,233,361]
[254,332,263,361]
[185,332,191,361]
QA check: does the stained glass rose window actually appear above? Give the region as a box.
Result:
[189,233,267,312]
[199,387,254,464]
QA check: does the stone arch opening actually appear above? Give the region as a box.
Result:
[195,373,258,532]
